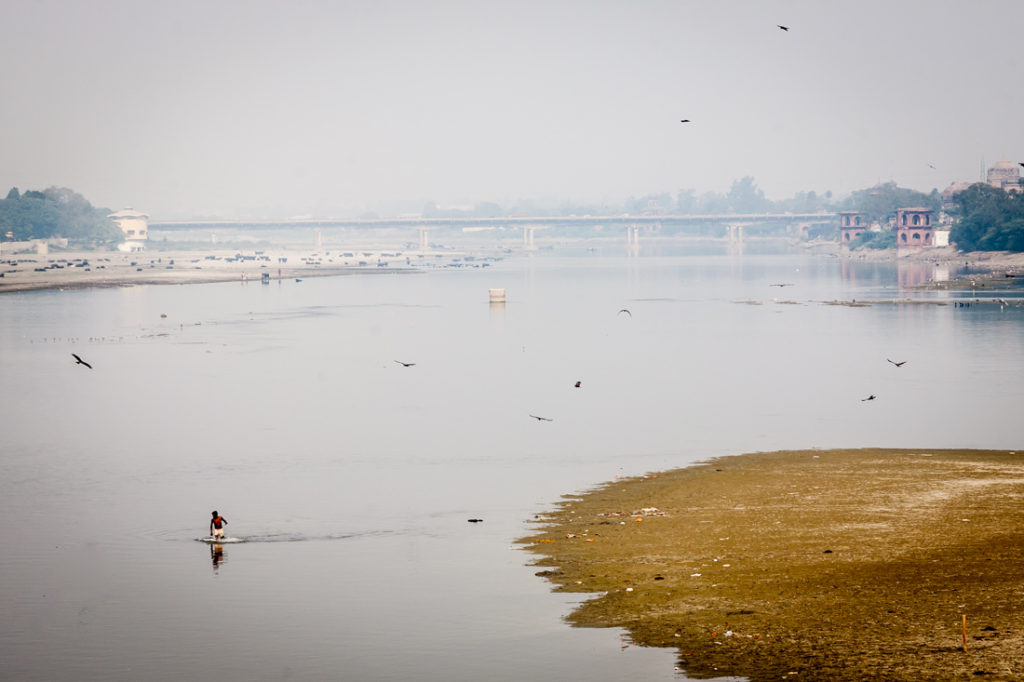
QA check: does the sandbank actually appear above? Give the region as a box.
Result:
[521,448,1024,681]
[0,248,425,293]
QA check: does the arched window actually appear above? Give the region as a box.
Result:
[925,215,931,225]
[855,216,861,225]
[912,215,920,226]
[901,233,908,242]
[844,216,850,226]
[902,214,907,225]
[912,232,921,240]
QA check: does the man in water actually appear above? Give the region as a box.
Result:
[210,510,228,539]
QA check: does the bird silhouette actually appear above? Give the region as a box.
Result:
[467,518,483,523]
[72,353,92,369]
[887,359,907,367]
[529,414,553,422]
[618,308,632,317]
[861,395,877,402]
[680,119,691,123]
[1019,162,1024,168]
[394,360,416,367]
[769,283,793,287]
[574,381,581,388]
[777,24,789,31]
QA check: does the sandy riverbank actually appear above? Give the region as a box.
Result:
[521,448,1024,681]
[0,248,436,293]
[815,243,1024,276]
[4,243,1024,295]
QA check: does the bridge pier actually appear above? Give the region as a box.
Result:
[726,223,747,244]
[523,225,536,250]
[626,224,641,255]
[626,224,641,246]
[418,227,429,250]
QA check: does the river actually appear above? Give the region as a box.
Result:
[2,244,1022,681]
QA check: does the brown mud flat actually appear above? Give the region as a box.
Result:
[520,449,1024,681]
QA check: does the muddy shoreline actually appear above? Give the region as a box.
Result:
[520,449,1024,681]
[4,243,1024,295]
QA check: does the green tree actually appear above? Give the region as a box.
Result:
[727,176,769,213]
[675,188,697,213]
[842,182,939,224]
[0,186,121,245]
[950,183,1024,252]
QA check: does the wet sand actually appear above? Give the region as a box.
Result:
[0,249,418,293]
[521,449,1024,681]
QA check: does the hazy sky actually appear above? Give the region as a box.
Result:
[1,0,1021,218]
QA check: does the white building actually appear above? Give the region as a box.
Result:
[987,158,1021,193]
[107,207,149,251]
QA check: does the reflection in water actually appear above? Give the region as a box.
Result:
[488,300,505,326]
[210,543,226,572]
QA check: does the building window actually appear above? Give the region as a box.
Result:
[902,215,907,225]
[854,216,861,225]
[912,215,920,226]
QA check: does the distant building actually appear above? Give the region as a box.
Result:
[941,181,972,211]
[987,158,1022,193]
[895,207,935,250]
[107,207,149,251]
[838,211,865,246]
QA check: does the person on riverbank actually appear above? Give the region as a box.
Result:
[210,510,228,539]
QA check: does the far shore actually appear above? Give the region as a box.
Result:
[0,247,465,294]
[521,448,1024,681]
[3,241,1024,295]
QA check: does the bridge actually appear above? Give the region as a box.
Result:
[149,212,837,249]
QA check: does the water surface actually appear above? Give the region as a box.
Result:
[2,247,1022,681]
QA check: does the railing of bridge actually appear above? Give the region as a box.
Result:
[149,213,837,230]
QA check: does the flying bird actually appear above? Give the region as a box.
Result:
[617,308,632,317]
[529,414,553,422]
[777,24,789,31]
[680,119,691,123]
[574,381,581,388]
[769,283,793,288]
[887,359,907,367]
[1019,162,1024,168]
[394,360,416,367]
[861,394,877,402]
[467,518,483,523]
[71,353,92,369]
[927,163,937,169]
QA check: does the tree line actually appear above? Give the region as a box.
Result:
[0,187,122,245]
[417,177,940,223]
[949,183,1024,252]
[5,179,1024,252]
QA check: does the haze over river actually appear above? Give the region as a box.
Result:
[2,244,1023,681]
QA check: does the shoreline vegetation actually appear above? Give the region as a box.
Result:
[519,449,1024,681]
[3,241,1024,295]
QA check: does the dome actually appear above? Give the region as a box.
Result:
[992,157,1016,170]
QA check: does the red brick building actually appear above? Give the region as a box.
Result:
[838,211,865,245]
[895,207,934,250]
